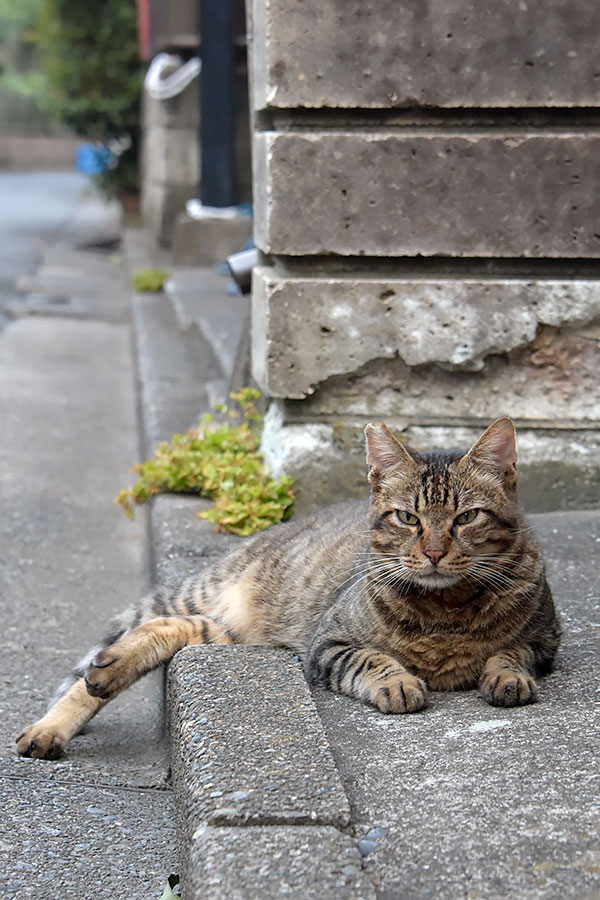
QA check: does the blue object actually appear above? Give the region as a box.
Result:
[75,143,113,174]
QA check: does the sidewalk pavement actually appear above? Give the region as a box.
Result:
[4,185,599,899]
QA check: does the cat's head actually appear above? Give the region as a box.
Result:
[364,419,520,589]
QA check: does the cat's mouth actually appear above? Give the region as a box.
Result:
[411,568,463,589]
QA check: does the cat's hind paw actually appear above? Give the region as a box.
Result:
[16,724,66,760]
[479,670,538,707]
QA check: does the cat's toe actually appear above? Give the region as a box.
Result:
[16,724,65,760]
[375,673,428,714]
[480,670,537,707]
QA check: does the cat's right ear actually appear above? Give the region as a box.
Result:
[365,423,412,483]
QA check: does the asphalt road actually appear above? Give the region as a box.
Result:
[0,171,85,302]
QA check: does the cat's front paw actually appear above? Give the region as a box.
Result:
[479,670,537,707]
[372,672,428,714]
[16,723,66,760]
[85,648,126,699]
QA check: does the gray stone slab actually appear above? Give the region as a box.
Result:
[132,291,221,452]
[252,0,600,109]
[166,267,249,380]
[151,494,241,585]
[261,407,600,515]
[255,132,600,258]
[253,269,600,398]
[172,213,253,267]
[168,646,351,835]
[187,825,376,900]
[2,777,177,900]
[312,510,600,899]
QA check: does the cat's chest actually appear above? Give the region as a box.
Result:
[388,628,500,691]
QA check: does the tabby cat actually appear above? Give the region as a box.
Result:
[17,417,560,760]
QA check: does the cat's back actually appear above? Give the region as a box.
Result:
[191,499,370,650]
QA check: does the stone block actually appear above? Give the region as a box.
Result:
[143,79,200,131]
[252,269,600,399]
[187,825,375,899]
[252,0,600,109]
[260,403,600,515]
[168,645,351,834]
[140,181,196,246]
[171,212,253,265]
[143,126,200,187]
[254,132,600,258]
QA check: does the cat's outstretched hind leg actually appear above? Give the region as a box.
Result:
[17,614,233,759]
[84,614,233,700]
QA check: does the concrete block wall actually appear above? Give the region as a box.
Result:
[141,74,200,246]
[249,0,600,512]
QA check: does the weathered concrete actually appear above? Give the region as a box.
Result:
[172,212,253,266]
[255,132,600,258]
[0,183,177,895]
[132,291,221,453]
[313,510,600,900]
[169,646,353,893]
[166,267,249,381]
[188,825,376,900]
[2,778,176,900]
[169,646,351,830]
[260,403,600,515]
[141,77,201,245]
[252,0,600,109]
[253,269,600,397]
[151,494,241,586]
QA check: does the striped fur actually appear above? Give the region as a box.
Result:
[17,418,560,759]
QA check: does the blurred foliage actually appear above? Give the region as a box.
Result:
[116,389,296,537]
[133,267,170,292]
[36,0,144,194]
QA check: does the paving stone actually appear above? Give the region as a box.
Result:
[2,778,177,900]
[255,132,600,258]
[313,510,600,899]
[252,0,600,109]
[168,646,351,841]
[187,825,376,899]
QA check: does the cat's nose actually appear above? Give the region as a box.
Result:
[424,546,446,564]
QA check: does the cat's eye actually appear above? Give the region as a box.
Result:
[455,508,479,525]
[395,510,420,526]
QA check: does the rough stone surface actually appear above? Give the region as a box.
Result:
[166,267,249,380]
[143,126,200,187]
[313,511,600,899]
[172,213,253,266]
[168,646,350,833]
[255,132,600,258]
[280,327,600,426]
[2,778,177,900]
[187,825,376,899]
[132,291,221,452]
[252,0,600,109]
[1,182,177,898]
[261,403,600,515]
[151,494,241,586]
[141,181,196,248]
[253,269,600,397]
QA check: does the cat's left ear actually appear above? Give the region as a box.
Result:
[465,417,517,484]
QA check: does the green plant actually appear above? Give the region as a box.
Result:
[133,267,170,293]
[116,389,295,536]
[36,0,143,195]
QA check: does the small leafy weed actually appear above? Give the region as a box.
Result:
[115,388,295,536]
[132,267,169,292]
